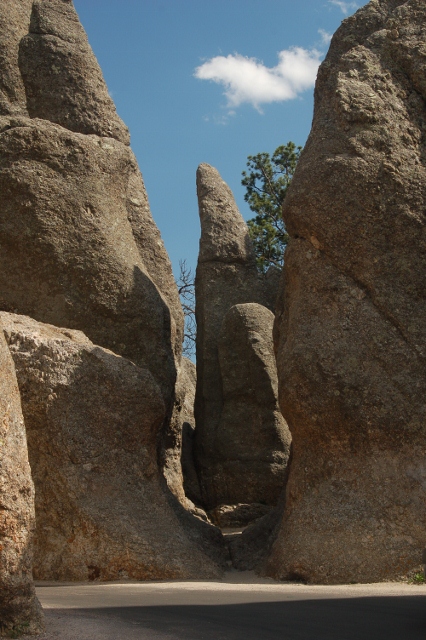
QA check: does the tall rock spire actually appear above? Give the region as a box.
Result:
[196,163,257,265]
[0,0,183,403]
[19,0,130,143]
[194,163,285,509]
[0,0,228,596]
[269,0,426,583]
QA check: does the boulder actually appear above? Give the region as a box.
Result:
[208,503,272,529]
[194,164,281,508]
[269,0,426,584]
[0,0,183,404]
[1,312,226,581]
[0,322,43,636]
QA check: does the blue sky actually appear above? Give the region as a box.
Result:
[73,0,361,277]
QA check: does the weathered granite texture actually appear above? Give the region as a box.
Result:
[0,0,183,404]
[181,415,204,508]
[215,303,291,506]
[208,503,272,529]
[194,164,283,509]
[163,357,203,510]
[0,0,224,587]
[228,488,288,573]
[0,0,32,116]
[0,322,43,636]
[19,0,129,143]
[269,0,426,584]
[1,313,226,581]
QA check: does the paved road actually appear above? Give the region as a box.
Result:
[29,573,425,640]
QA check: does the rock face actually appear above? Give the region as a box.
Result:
[162,357,202,509]
[0,0,183,404]
[269,0,426,584]
[208,503,272,529]
[0,0,33,116]
[1,313,226,581]
[194,164,283,509]
[0,0,223,586]
[215,303,291,506]
[0,322,43,636]
[228,487,289,573]
[19,0,130,143]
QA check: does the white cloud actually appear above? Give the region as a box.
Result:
[318,29,332,45]
[202,112,236,126]
[328,0,358,14]
[194,47,322,112]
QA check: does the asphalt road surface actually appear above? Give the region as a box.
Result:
[27,572,425,640]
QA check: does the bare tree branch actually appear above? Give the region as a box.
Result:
[177,259,196,359]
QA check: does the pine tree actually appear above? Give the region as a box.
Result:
[242,141,302,273]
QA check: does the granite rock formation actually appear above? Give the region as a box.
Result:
[181,417,204,508]
[194,164,283,509]
[0,0,183,404]
[0,322,43,636]
[0,0,33,116]
[208,503,272,529]
[163,357,203,510]
[269,0,426,584]
[228,485,289,572]
[214,303,291,506]
[19,0,130,143]
[0,0,225,592]
[1,312,226,581]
